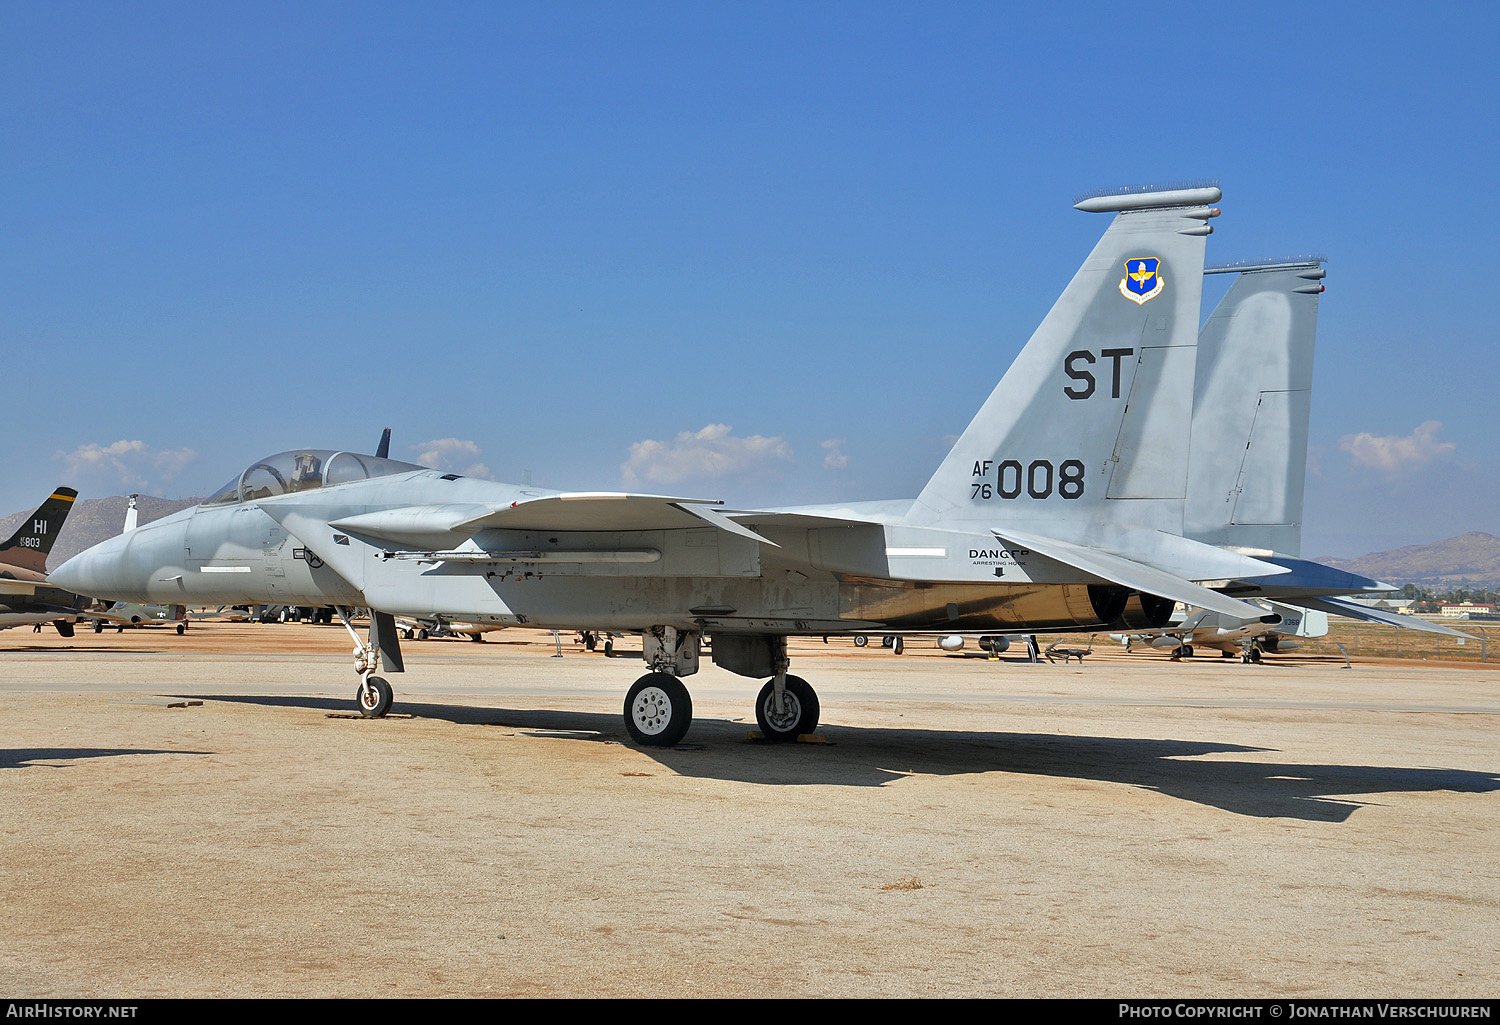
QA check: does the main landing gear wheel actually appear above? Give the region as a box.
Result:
[357,676,394,718]
[755,675,820,743]
[624,672,692,747]
[853,635,868,647]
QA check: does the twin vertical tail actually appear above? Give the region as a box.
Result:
[0,487,80,575]
[905,184,1221,540]
[1186,258,1325,557]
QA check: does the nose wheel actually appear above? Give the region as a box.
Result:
[357,676,394,717]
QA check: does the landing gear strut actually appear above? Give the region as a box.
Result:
[337,605,404,718]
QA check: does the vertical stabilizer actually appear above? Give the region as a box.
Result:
[906,184,1219,540]
[0,487,80,574]
[1186,258,1324,556]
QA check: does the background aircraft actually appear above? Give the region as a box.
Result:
[1112,600,1326,662]
[396,615,504,641]
[0,487,87,636]
[55,184,1316,747]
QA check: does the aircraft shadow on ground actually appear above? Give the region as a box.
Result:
[183,693,1500,823]
[1,747,212,770]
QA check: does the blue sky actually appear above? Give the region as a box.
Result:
[3,2,1495,557]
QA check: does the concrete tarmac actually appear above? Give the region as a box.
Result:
[2,624,1498,998]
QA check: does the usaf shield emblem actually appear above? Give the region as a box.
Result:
[1119,257,1164,304]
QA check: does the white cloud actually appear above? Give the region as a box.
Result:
[621,424,792,485]
[55,440,198,492]
[821,438,848,471]
[1339,421,1456,474]
[411,438,490,479]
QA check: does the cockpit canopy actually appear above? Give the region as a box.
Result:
[201,450,427,506]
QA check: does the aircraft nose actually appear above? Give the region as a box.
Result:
[50,531,149,602]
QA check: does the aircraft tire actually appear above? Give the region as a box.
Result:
[94,621,104,634]
[1249,648,1262,663]
[1182,644,1193,658]
[853,635,868,647]
[755,675,819,742]
[176,623,185,635]
[893,636,904,655]
[356,676,394,718]
[417,628,429,641]
[624,673,691,747]
[604,638,614,657]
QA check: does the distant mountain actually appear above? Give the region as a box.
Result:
[1314,532,1500,589]
[0,495,202,571]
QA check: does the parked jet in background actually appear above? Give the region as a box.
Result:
[1113,600,1327,662]
[89,601,189,634]
[55,183,1312,746]
[396,615,504,641]
[0,487,87,635]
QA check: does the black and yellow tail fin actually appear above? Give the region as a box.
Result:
[0,487,79,573]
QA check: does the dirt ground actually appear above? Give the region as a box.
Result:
[2,621,1498,998]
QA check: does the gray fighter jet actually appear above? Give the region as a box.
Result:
[0,487,87,635]
[55,183,1311,745]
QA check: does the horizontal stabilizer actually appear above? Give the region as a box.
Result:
[996,528,1278,622]
[1116,531,1291,581]
[1288,597,1477,639]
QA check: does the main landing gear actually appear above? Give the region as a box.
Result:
[754,675,819,742]
[622,629,823,748]
[625,672,692,747]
